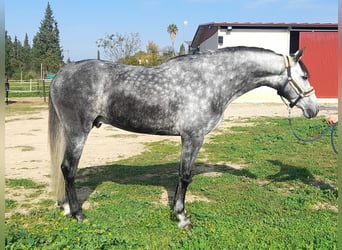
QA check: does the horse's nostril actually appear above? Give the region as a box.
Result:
[307,107,319,118]
[315,108,319,117]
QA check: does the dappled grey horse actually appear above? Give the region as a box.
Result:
[49,46,319,228]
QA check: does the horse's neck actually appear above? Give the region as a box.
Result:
[218,51,285,102]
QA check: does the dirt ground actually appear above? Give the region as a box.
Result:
[5,97,337,186]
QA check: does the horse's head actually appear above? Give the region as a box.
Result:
[278,49,319,118]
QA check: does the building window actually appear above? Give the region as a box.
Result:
[218,36,223,44]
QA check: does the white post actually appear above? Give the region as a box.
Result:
[30,79,32,92]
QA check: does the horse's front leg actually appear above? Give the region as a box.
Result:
[173,133,204,228]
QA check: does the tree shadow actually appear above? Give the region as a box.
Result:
[266,160,337,197]
[76,162,257,209]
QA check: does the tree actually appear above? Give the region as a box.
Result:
[146,41,159,55]
[146,41,162,65]
[161,46,174,60]
[11,36,24,79]
[5,31,13,75]
[167,24,178,56]
[97,32,141,62]
[5,31,36,79]
[179,43,185,55]
[22,34,32,72]
[32,2,63,75]
[119,41,165,66]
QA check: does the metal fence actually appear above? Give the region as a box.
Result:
[6,79,51,101]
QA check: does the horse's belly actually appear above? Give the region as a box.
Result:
[105,116,179,136]
[102,90,182,135]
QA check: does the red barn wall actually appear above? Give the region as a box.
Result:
[299,32,338,98]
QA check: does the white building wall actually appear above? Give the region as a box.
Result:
[216,29,291,103]
[217,29,290,54]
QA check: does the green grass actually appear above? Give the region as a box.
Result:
[5,199,16,209]
[6,179,45,189]
[5,117,337,249]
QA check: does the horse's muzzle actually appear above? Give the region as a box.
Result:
[303,104,319,119]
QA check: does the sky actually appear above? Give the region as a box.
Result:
[5,0,338,61]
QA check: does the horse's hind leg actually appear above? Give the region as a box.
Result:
[61,133,88,221]
[173,133,204,228]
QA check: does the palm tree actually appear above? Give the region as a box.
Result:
[167,24,178,56]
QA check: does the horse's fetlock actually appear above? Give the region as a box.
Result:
[181,176,192,184]
[173,200,184,214]
[62,202,71,216]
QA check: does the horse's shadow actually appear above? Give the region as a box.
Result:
[76,162,257,209]
[266,160,338,197]
[76,159,337,209]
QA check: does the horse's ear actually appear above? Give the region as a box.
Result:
[293,48,305,62]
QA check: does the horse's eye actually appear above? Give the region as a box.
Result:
[302,75,308,80]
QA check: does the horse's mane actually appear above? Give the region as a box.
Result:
[218,46,276,55]
[166,46,309,76]
[298,60,310,78]
[165,46,278,63]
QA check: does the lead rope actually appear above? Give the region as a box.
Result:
[287,108,338,154]
[279,55,337,154]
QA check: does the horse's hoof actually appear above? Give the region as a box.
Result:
[75,212,87,222]
[178,218,192,229]
[183,222,193,229]
[175,211,193,229]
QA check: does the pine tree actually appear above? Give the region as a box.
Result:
[5,31,13,75]
[22,34,32,72]
[32,2,63,76]
[11,36,24,79]
[179,44,185,55]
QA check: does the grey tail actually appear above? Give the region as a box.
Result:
[48,95,66,203]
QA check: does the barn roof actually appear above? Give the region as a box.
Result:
[191,22,338,48]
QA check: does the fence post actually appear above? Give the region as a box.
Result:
[43,79,46,103]
[37,80,40,96]
[30,79,32,92]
